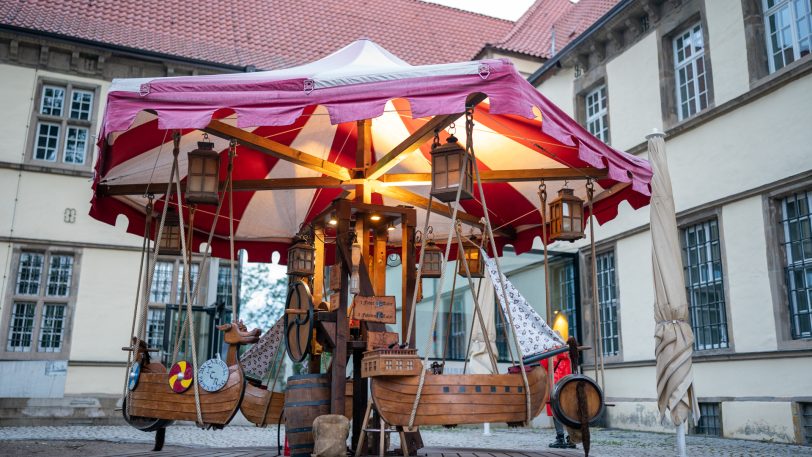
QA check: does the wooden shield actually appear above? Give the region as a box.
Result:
[284,281,314,363]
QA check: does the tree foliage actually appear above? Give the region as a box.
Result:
[240,261,288,330]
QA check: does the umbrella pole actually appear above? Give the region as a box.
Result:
[676,421,687,457]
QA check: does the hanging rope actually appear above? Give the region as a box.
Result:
[440,254,460,366]
[259,343,286,427]
[587,179,605,391]
[171,204,197,365]
[228,140,239,322]
[538,181,555,415]
[466,107,532,424]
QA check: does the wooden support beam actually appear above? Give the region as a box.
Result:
[366,93,487,180]
[313,227,325,304]
[356,119,373,203]
[379,168,608,185]
[373,230,387,296]
[331,200,351,416]
[372,184,514,238]
[98,176,344,196]
[205,120,352,181]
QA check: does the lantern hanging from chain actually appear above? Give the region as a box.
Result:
[158,207,182,256]
[458,238,485,278]
[185,139,220,205]
[430,126,474,203]
[420,233,443,279]
[350,234,361,295]
[549,185,585,242]
[287,231,316,277]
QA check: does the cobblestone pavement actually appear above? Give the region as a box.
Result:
[1,425,810,456]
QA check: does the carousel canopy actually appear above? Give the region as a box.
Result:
[92,39,652,262]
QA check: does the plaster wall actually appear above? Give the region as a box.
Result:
[0,242,10,317]
[614,231,655,362]
[704,0,751,105]
[605,33,663,151]
[64,365,124,396]
[607,401,671,433]
[692,357,812,398]
[69,248,142,363]
[537,67,575,118]
[721,195,777,353]
[722,401,795,443]
[0,360,67,398]
[0,64,36,164]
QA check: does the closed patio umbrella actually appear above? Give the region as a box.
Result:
[648,130,699,456]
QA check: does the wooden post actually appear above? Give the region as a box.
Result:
[331,200,350,416]
[313,227,325,304]
[373,229,387,296]
[401,213,417,348]
[356,119,372,204]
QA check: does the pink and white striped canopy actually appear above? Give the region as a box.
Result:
[91,40,652,262]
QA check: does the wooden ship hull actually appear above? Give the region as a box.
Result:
[128,364,244,426]
[240,383,285,426]
[370,367,548,426]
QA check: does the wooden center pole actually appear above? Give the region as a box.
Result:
[331,200,351,416]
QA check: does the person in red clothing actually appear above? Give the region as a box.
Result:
[541,350,576,448]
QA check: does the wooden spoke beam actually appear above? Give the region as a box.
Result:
[205,120,352,181]
[380,168,608,185]
[97,176,344,196]
[371,183,513,238]
[365,93,487,181]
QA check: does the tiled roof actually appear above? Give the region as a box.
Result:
[481,0,620,59]
[0,0,513,69]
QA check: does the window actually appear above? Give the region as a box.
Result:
[149,259,205,305]
[681,219,729,350]
[216,264,234,306]
[763,0,812,72]
[30,81,97,167]
[444,296,467,360]
[673,23,709,120]
[495,308,511,362]
[585,85,609,144]
[146,308,166,351]
[779,191,812,339]
[800,402,812,444]
[596,251,620,356]
[552,259,579,342]
[3,250,77,356]
[694,402,722,436]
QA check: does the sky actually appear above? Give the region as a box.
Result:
[422,0,536,21]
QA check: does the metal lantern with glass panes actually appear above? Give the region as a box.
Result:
[287,235,315,277]
[421,240,443,278]
[430,135,474,202]
[185,141,220,205]
[350,236,361,295]
[459,239,484,278]
[549,188,585,241]
[158,208,182,256]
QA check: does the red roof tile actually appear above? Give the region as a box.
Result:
[481,0,620,59]
[0,0,513,69]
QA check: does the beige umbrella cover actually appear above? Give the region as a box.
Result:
[468,275,498,375]
[648,131,700,426]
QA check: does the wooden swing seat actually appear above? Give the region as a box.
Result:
[370,365,548,426]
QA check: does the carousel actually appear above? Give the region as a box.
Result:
[91,40,652,457]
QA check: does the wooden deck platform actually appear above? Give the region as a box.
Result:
[102,447,582,457]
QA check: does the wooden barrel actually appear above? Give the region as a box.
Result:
[285,374,330,457]
[550,374,604,428]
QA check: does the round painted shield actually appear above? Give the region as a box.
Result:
[127,363,140,391]
[197,357,229,392]
[168,360,194,393]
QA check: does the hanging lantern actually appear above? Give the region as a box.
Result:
[458,239,484,278]
[421,240,443,279]
[158,207,182,256]
[549,188,585,241]
[350,236,361,295]
[287,235,315,277]
[185,141,220,205]
[430,135,474,203]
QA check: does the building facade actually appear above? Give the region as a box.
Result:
[527,0,812,444]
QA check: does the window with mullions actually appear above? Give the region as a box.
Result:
[780,190,812,339]
[681,219,729,350]
[552,260,579,343]
[694,402,722,436]
[495,310,512,362]
[176,263,200,303]
[596,251,620,356]
[149,259,205,306]
[763,0,812,73]
[4,250,76,356]
[30,81,97,167]
[585,85,609,144]
[673,23,709,120]
[444,297,467,360]
[216,264,234,306]
[146,308,166,352]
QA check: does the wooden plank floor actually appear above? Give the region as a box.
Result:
[102,446,582,457]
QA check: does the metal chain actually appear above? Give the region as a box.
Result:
[586,179,605,391]
[538,181,555,416]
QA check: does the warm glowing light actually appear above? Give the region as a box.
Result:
[386,222,395,231]
[552,312,570,340]
[327,210,337,226]
[370,214,382,221]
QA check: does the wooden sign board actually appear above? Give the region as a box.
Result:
[351,296,396,323]
[329,293,340,312]
[366,331,399,351]
[329,265,341,292]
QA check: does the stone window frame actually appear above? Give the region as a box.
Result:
[656,3,716,128]
[0,244,82,360]
[763,180,812,351]
[677,207,736,356]
[573,65,611,145]
[148,257,208,308]
[742,0,812,86]
[25,76,101,173]
[579,241,624,365]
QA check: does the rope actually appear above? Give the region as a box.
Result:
[587,179,605,391]
[407,138,471,428]
[171,204,196,365]
[466,108,532,424]
[259,343,286,427]
[440,255,460,364]
[228,141,239,321]
[461,277,486,374]
[404,192,434,345]
[538,182,555,416]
